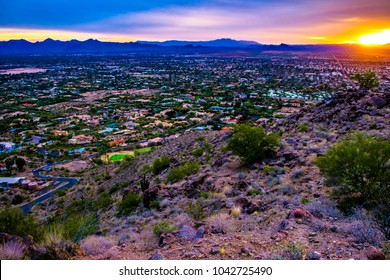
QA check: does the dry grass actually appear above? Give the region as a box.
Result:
[0,241,25,260]
[80,236,116,256]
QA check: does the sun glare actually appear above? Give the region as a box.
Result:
[357,30,390,45]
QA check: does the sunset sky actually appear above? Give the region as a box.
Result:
[0,0,389,44]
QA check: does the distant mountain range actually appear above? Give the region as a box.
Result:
[0,38,388,55]
[137,38,261,48]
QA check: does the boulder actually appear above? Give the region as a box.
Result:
[366,246,385,260]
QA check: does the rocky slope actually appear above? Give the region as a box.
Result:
[19,89,389,260]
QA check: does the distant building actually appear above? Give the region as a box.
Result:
[69,135,93,144]
[0,177,24,189]
[0,142,16,153]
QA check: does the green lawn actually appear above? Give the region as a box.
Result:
[109,154,125,161]
[106,147,152,162]
[135,147,152,154]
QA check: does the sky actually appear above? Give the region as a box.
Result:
[0,0,389,44]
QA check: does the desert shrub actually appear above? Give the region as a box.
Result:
[109,182,128,195]
[350,70,379,90]
[248,188,261,196]
[185,201,205,221]
[200,191,209,199]
[93,192,112,210]
[56,213,99,243]
[56,189,66,197]
[300,197,311,204]
[297,124,308,132]
[344,208,385,245]
[181,161,200,175]
[80,235,116,256]
[306,201,342,219]
[152,156,171,175]
[262,165,275,174]
[149,200,160,210]
[165,161,199,183]
[0,208,45,243]
[0,240,25,260]
[271,241,306,260]
[230,206,241,218]
[116,193,141,216]
[314,133,390,211]
[11,194,25,205]
[207,213,233,234]
[225,124,280,164]
[152,221,176,238]
[191,148,204,157]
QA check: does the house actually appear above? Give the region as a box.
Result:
[30,136,46,145]
[51,130,68,136]
[108,139,126,147]
[69,135,93,144]
[0,142,16,153]
[69,148,86,156]
[98,128,114,134]
[0,177,24,189]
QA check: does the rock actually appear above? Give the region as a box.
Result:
[366,246,385,260]
[235,180,248,190]
[367,96,387,108]
[194,227,205,240]
[241,245,254,254]
[149,251,165,260]
[277,219,289,231]
[210,247,220,255]
[306,251,321,260]
[246,203,261,214]
[178,225,197,239]
[183,174,209,198]
[292,208,304,218]
[158,233,176,247]
[235,197,251,209]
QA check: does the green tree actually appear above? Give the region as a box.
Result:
[15,157,26,172]
[5,158,14,173]
[225,124,280,165]
[314,133,390,211]
[350,70,380,90]
[0,208,45,243]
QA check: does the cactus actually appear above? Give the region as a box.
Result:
[140,173,150,192]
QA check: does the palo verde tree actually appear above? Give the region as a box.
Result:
[225,124,280,165]
[350,70,380,90]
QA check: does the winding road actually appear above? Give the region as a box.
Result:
[19,163,79,214]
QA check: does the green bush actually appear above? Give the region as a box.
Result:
[297,124,308,132]
[185,201,205,221]
[248,188,261,196]
[116,192,141,216]
[314,133,390,211]
[165,161,200,184]
[109,182,128,195]
[92,192,112,210]
[225,124,280,165]
[11,194,25,205]
[152,156,171,175]
[191,148,204,157]
[149,200,160,210]
[152,221,176,238]
[262,165,275,174]
[0,208,45,243]
[350,70,379,90]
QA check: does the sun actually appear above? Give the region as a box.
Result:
[358,30,390,45]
